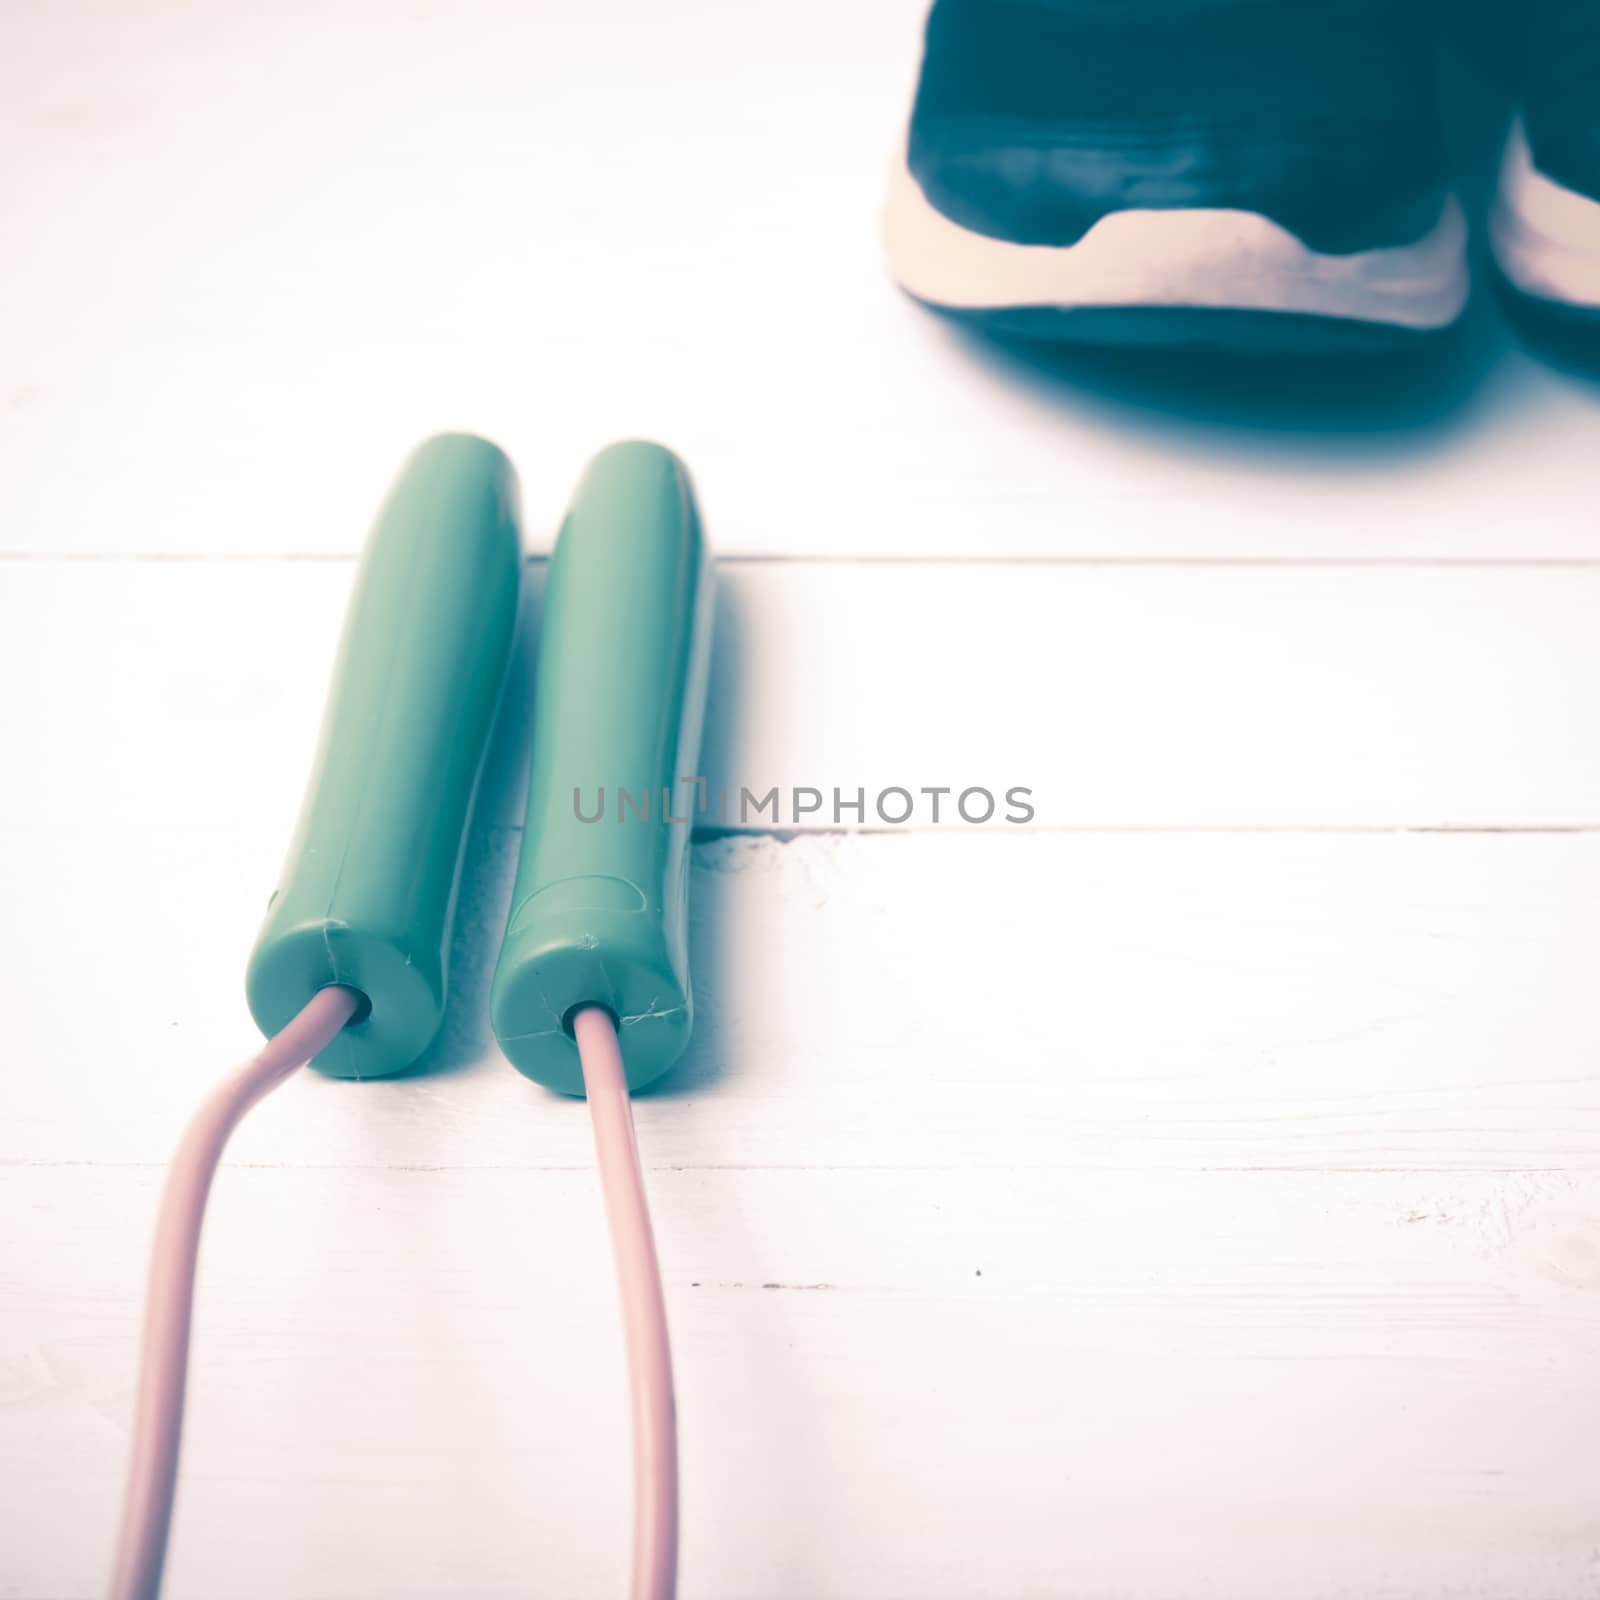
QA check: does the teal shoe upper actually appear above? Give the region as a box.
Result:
[906,0,1454,255]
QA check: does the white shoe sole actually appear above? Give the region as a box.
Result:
[1490,119,1600,310]
[883,157,1470,332]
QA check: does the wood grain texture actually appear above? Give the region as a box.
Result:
[7,825,1600,1174]
[6,1162,1599,1599]
[7,560,1600,840]
[7,814,1600,1593]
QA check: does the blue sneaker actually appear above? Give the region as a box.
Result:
[884,0,1471,349]
[1488,0,1600,330]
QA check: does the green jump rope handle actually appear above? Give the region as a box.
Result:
[491,440,714,1095]
[245,434,523,1078]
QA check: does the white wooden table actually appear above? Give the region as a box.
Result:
[4,3,1600,1596]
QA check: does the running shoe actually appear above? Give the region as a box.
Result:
[1487,0,1600,329]
[884,0,1471,349]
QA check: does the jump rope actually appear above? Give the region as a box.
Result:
[107,434,713,1600]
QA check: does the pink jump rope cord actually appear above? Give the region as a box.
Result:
[108,991,678,1600]
[106,984,361,1600]
[573,1004,681,1600]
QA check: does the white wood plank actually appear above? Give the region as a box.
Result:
[5,826,1600,1174]
[6,560,1600,838]
[2,1,1598,561]
[5,1162,1598,1599]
